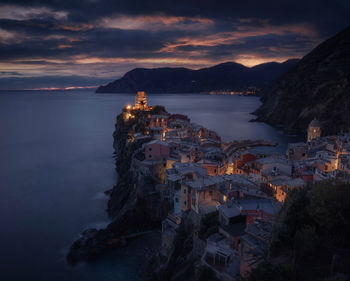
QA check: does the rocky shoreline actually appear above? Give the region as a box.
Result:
[66,100,281,279]
[67,105,171,265]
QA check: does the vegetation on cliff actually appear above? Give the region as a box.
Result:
[248,180,350,281]
[254,26,350,135]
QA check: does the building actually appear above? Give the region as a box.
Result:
[269,176,306,202]
[144,140,170,161]
[190,176,228,215]
[165,162,207,204]
[286,142,308,160]
[201,233,240,281]
[249,156,292,180]
[239,221,273,278]
[197,159,226,176]
[219,198,279,226]
[307,118,321,142]
[134,91,148,110]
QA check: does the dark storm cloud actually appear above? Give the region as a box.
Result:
[0,24,187,60]
[0,71,22,75]
[0,0,349,89]
[0,1,348,22]
[0,0,349,34]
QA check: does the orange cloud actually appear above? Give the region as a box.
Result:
[57,24,94,31]
[159,22,318,53]
[58,44,72,49]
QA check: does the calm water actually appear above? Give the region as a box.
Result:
[0,91,299,281]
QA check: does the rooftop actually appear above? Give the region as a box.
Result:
[233,198,280,215]
[188,175,226,189]
[219,204,241,219]
[172,162,208,177]
[254,156,288,165]
[219,223,246,238]
[145,140,169,146]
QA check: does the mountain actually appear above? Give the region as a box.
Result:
[254,26,350,135]
[96,60,298,94]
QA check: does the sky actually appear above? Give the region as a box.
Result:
[0,0,349,90]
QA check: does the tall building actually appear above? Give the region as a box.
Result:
[134,91,148,110]
[307,118,321,142]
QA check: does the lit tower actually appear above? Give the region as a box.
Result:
[134,91,148,110]
[307,118,321,142]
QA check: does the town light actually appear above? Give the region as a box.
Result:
[126,104,132,110]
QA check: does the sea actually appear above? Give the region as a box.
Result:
[0,91,300,281]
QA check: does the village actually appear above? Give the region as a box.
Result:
[121,91,350,281]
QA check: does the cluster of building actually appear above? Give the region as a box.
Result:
[207,87,259,96]
[124,92,350,280]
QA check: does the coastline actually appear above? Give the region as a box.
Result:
[66,95,280,277]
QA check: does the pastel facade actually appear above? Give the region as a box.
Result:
[145,140,170,161]
[197,159,226,176]
[286,142,308,160]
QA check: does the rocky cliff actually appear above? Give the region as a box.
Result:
[67,106,171,264]
[96,60,298,94]
[254,26,350,135]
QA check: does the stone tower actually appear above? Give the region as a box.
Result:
[134,91,148,110]
[307,118,321,142]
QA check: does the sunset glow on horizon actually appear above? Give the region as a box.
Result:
[0,0,349,90]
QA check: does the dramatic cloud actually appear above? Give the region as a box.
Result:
[0,0,349,89]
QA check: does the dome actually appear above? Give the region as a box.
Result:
[309,118,320,128]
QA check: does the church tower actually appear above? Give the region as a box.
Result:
[307,118,321,142]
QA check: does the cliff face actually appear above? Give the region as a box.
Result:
[96,60,298,93]
[67,107,171,264]
[107,110,171,235]
[254,26,350,135]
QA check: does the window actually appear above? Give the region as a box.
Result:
[184,201,187,205]
[148,154,152,158]
[214,169,217,173]
[148,147,152,151]
[184,189,187,194]
[175,198,179,203]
